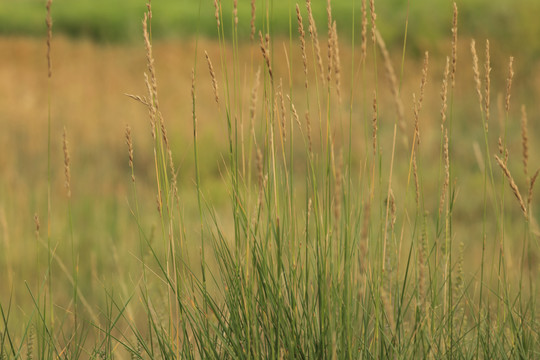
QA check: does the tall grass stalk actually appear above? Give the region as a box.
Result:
[2,0,540,358]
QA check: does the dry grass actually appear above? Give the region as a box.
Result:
[2,3,540,351]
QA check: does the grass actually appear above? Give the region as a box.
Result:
[2,0,540,61]
[1,0,539,358]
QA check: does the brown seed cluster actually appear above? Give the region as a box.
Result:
[125,125,135,183]
[259,31,273,80]
[205,51,219,106]
[505,57,514,113]
[306,0,325,85]
[495,155,527,218]
[439,129,449,217]
[296,5,308,89]
[451,2,458,88]
[46,0,53,79]
[250,0,256,40]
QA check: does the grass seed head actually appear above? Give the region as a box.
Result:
[495,154,527,218]
[250,0,256,40]
[205,51,219,106]
[296,4,308,88]
[505,56,514,113]
[259,31,273,80]
[214,0,221,28]
[306,0,325,85]
[451,2,458,88]
[125,125,135,182]
[471,39,483,106]
[361,0,367,63]
[529,169,540,206]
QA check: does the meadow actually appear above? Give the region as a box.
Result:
[0,0,539,358]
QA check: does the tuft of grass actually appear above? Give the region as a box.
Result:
[0,0,539,358]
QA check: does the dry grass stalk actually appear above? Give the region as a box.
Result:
[145,8,177,203]
[497,93,504,132]
[125,93,150,107]
[162,122,178,199]
[326,0,334,84]
[278,79,287,143]
[213,0,221,28]
[34,213,40,236]
[125,125,135,183]
[441,57,450,126]
[334,151,343,222]
[521,105,529,180]
[259,31,273,80]
[361,0,367,63]
[451,2,458,89]
[296,4,308,89]
[288,95,301,128]
[306,111,313,155]
[46,0,53,78]
[498,137,504,157]
[306,0,325,85]
[233,0,238,27]
[389,188,396,230]
[439,129,449,217]
[484,40,491,128]
[419,51,429,108]
[307,197,313,230]
[146,0,152,19]
[191,68,198,144]
[143,73,157,139]
[205,51,219,106]
[413,94,420,146]
[372,92,378,157]
[62,127,71,198]
[26,324,34,360]
[250,0,256,40]
[471,40,483,106]
[143,14,158,104]
[332,21,342,103]
[191,68,196,108]
[370,0,377,45]
[376,30,405,138]
[250,68,261,143]
[143,13,165,147]
[156,192,162,216]
[529,169,539,206]
[326,0,333,36]
[413,152,420,206]
[495,154,527,218]
[413,51,429,146]
[505,57,514,113]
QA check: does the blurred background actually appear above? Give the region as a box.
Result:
[1,0,540,61]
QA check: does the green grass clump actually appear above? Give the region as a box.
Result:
[1,0,539,359]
